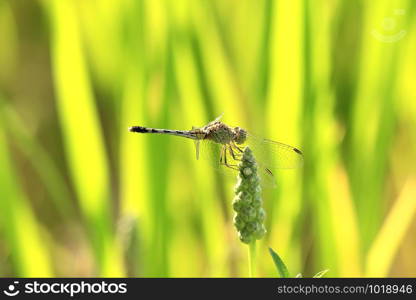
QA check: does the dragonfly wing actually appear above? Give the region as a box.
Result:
[255,161,278,188]
[194,140,200,160]
[204,113,224,127]
[195,139,281,188]
[197,140,221,167]
[213,113,224,122]
[196,140,241,177]
[246,133,304,170]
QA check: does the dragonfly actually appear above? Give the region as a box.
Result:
[129,115,303,187]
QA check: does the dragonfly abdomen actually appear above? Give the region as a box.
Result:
[129,126,197,140]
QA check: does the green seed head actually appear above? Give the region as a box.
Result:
[232,198,243,212]
[257,208,266,221]
[253,224,267,239]
[239,231,253,244]
[241,206,257,222]
[233,146,266,244]
[233,215,246,231]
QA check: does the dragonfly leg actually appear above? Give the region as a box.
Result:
[219,145,224,164]
[230,143,244,160]
[228,144,242,161]
[232,142,244,153]
[221,145,239,170]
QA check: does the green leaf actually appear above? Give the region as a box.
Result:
[269,247,290,278]
[313,269,329,278]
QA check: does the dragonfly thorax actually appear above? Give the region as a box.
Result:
[204,122,247,145]
[233,127,247,144]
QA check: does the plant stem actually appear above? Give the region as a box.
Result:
[248,241,257,277]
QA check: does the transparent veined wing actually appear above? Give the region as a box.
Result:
[245,133,304,170]
[195,139,238,173]
[195,137,300,188]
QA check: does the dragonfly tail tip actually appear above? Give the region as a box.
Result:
[129,126,146,133]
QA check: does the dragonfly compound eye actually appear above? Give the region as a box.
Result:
[234,127,247,144]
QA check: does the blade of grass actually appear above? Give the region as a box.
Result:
[0,103,75,219]
[313,269,329,278]
[45,0,123,276]
[269,247,290,278]
[305,1,361,276]
[119,65,150,276]
[170,2,228,275]
[265,0,304,275]
[328,167,361,276]
[0,116,52,276]
[365,178,416,276]
[348,0,409,252]
[189,0,247,125]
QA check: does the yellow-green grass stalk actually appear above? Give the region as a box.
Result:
[116,0,149,276]
[46,0,123,276]
[126,0,178,277]
[0,0,18,85]
[301,0,338,275]
[396,13,416,125]
[395,10,416,189]
[365,15,416,276]
[301,0,362,276]
[0,117,52,276]
[77,0,125,93]
[170,6,229,275]
[75,0,143,275]
[302,1,337,273]
[189,0,247,125]
[366,178,416,276]
[119,0,160,277]
[0,103,75,220]
[167,1,210,277]
[205,0,266,121]
[265,0,304,275]
[141,54,173,277]
[349,0,410,253]
[253,0,274,107]
[119,65,150,276]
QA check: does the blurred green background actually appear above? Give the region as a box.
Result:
[1,0,416,277]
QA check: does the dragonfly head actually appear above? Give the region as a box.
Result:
[234,127,247,144]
